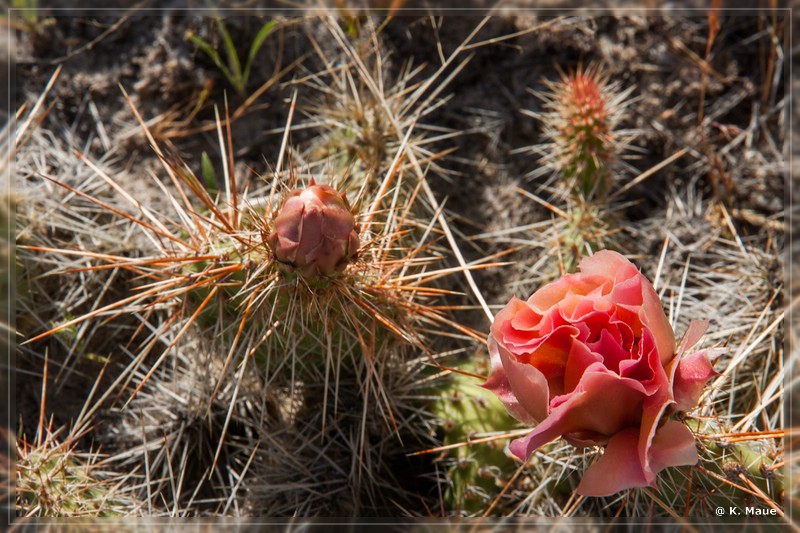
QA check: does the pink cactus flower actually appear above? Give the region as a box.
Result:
[269,182,360,277]
[483,250,720,496]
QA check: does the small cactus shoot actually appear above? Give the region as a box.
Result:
[534,63,634,200]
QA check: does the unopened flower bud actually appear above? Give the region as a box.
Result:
[269,182,360,277]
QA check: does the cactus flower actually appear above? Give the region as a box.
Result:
[269,182,360,277]
[483,250,721,496]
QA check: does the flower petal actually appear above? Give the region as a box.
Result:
[527,274,609,314]
[618,328,663,391]
[577,421,698,497]
[585,251,675,363]
[274,238,299,263]
[648,420,699,474]
[672,348,722,411]
[588,326,630,374]
[508,367,647,460]
[578,249,637,282]
[577,428,649,496]
[482,337,547,425]
[677,320,710,357]
[563,339,602,393]
[495,298,541,350]
[638,276,675,365]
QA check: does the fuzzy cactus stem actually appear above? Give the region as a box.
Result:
[532,63,634,201]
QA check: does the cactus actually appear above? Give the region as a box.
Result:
[668,418,785,516]
[503,63,636,296]
[10,14,787,520]
[16,92,482,514]
[558,198,617,274]
[299,17,463,202]
[429,357,519,516]
[529,63,635,201]
[14,356,134,518]
[16,437,129,517]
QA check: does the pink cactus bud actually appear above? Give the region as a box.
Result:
[269,183,360,277]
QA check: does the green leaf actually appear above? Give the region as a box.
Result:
[179,165,205,194]
[216,18,243,93]
[242,20,277,87]
[188,31,234,85]
[201,151,217,191]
